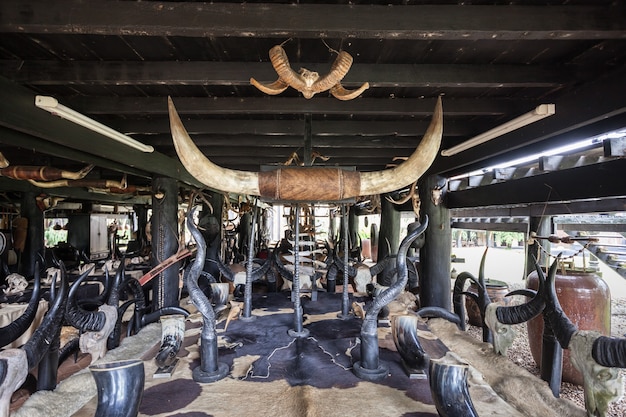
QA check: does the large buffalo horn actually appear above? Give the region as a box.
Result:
[65,265,106,332]
[169,96,442,201]
[542,256,577,350]
[495,262,546,325]
[591,336,626,368]
[0,264,41,348]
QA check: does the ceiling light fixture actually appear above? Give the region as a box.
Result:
[34,95,154,153]
[441,104,556,157]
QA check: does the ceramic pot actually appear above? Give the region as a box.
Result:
[89,359,145,417]
[465,279,510,326]
[527,269,610,385]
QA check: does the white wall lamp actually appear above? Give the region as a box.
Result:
[34,95,154,153]
[440,103,556,157]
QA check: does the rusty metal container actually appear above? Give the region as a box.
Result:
[526,269,611,385]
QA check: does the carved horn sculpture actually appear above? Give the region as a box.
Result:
[170,96,442,201]
[353,217,428,381]
[250,45,369,100]
[186,206,229,382]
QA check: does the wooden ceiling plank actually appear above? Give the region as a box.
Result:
[0,3,623,41]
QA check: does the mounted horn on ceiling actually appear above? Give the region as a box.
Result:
[250,45,370,101]
[169,96,443,202]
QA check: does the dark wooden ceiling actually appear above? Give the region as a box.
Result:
[0,1,624,211]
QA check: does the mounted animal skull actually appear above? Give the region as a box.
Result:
[3,273,28,296]
[169,96,443,202]
[250,45,369,100]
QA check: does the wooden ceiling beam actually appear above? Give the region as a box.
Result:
[0,2,623,40]
[61,96,521,116]
[432,67,626,177]
[147,134,447,149]
[0,60,570,89]
[446,158,626,209]
[450,197,626,218]
[112,119,468,137]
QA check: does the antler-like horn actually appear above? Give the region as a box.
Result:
[170,96,442,201]
[22,261,68,369]
[542,256,577,350]
[65,265,105,332]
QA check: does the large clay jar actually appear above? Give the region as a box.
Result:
[526,269,610,385]
[465,279,511,327]
[89,359,145,417]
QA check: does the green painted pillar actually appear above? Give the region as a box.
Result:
[19,191,44,277]
[377,194,400,286]
[418,175,451,309]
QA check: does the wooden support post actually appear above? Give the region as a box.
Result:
[377,194,400,286]
[418,175,451,309]
[19,191,44,277]
[526,216,551,277]
[151,177,180,310]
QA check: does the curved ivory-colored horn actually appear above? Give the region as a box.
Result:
[169,97,260,196]
[170,96,443,201]
[359,96,443,196]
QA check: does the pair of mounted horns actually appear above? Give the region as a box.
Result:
[169,96,442,202]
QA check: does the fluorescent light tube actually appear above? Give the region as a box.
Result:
[35,95,154,153]
[441,104,555,157]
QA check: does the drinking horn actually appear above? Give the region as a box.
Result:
[170,96,442,201]
[353,217,428,381]
[429,351,479,417]
[0,266,41,348]
[541,257,625,417]
[186,206,229,382]
[0,263,68,417]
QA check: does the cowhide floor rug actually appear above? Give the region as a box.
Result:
[14,291,588,417]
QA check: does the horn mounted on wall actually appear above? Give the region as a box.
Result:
[250,45,370,101]
[169,95,443,203]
